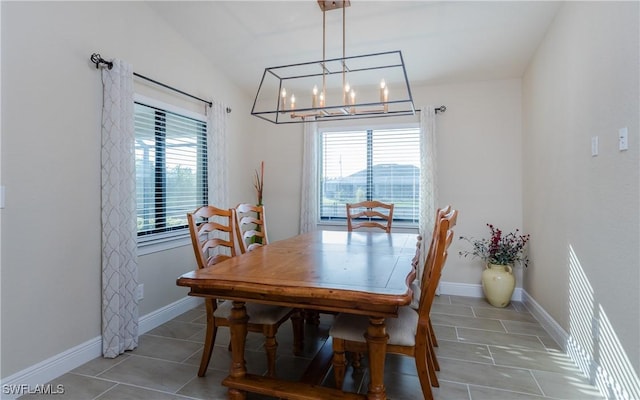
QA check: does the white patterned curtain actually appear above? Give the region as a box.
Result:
[412,106,438,308]
[101,59,139,357]
[300,120,318,233]
[207,101,229,208]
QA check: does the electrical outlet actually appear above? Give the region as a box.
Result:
[619,127,628,151]
[136,284,144,301]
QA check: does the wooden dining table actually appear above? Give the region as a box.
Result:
[176,230,417,400]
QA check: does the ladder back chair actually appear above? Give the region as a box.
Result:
[346,200,395,233]
[234,203,268,254]
[329,207,458,400]
[187,205,303,378]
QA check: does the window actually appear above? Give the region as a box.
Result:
[319,127,421,224]
[134,98,208,239]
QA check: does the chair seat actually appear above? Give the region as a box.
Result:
[329,306,418,347]
[214,300,293,324]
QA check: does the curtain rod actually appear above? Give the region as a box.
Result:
[90,53,223,111]
[415,106,447,114]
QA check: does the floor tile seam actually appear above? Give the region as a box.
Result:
[91,382,121,400]
[68,371,122,385]
[486,343,497,366]
[142,332,206,343]
[435,353,495,366]
[429,310,476,318]
[102,381,201,400]
[434,338,494,360]
[489,358,583,381]
[470,305,478,318]
[442,326,547,351]
[116,351,200,367]
[438,354,556,377]
[499,319,508,335]
[174,375,200,398]
[465,383,472,400]
[457,325,549,342]
[527,367,549,398]
[455,339,548,353]
[473,315,539,324]
[502,329,550,338]
[179,347,204,364]
[74,354,133,377]
[431,321,507,334]
[487,343,574,358]
[466,382,547,398]
[432,313,504,324]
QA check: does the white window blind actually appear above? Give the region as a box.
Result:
[134,102,208,237]
[319,127,421,223]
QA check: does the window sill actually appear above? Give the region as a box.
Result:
[317,220,419,233]
[137,230,191,256]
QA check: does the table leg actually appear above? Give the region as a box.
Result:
[228,301,248,400]
[365,316,389,400]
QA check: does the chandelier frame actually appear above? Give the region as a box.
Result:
[250,1,415,124]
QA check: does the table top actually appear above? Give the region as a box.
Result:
[177,230,418,316]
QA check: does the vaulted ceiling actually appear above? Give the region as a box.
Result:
[148,1,561,96]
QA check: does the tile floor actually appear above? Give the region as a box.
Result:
[21,296,605,400]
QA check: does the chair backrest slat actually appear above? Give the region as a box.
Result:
[346,200,394,233]
[234,203,268,254]
[187,205,236,269]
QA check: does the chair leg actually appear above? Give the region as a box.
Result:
[332,338,347,389]
[198,299,219,377]
[352,352,362,369]
[426,341,440,387]
[304,309,320,325]
[429,319,438,347]
[291,309,304,356]
[415,351,435,400]
[263,326,278,377]
[427,323,440,371]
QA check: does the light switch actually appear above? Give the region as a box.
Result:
[619,127,628,151]
[591,136,599,156]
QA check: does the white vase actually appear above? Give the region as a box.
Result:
[481,263,515,307]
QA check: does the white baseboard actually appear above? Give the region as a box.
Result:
[0,296,202,399]
[438,281,523,302]
[521,290,568,351]
[139,296,203,335]
[0,337,102,399]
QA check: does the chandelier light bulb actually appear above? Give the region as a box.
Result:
[312,85,318,108]
[280,88,287,109]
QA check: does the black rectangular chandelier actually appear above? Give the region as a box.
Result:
[251,1,415,124]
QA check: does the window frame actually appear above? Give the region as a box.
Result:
[134,94,209,254]
[316,122,421,229]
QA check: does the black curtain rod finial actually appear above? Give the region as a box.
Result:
[90,53,113,70]
[435,105,446,114]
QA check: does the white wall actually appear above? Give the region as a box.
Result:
[0,1,253,378]
[522,1,639,393]
[415,79,524,287]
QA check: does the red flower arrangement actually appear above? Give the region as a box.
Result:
[459,224,530,267]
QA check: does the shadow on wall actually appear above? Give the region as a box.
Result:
[568,245,640,399]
